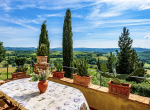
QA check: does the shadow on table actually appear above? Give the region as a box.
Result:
[12,91,42,102]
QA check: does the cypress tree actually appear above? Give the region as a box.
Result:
[62,9,73,78]
[107,52,113,73]
[116,27,133,74]
[38,20,50,63]
[96,58,101,71]
[0,41,6,63]
[130,49,140,71]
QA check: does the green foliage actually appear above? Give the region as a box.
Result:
[76,57,89,76]
[96,58,101,71]
[3,61,9,67]
[36,44,48,56]
[116,27,133,75]
[15,57,26,66]
[7,57,15,64]
[98,53,143,85]
[62,9,73,78]
[31,56,37,66]
[54,59,63,71]
[89,70,150,97]
[93,73,150,97]
[145,74,150,78]
[30,73,39,82]
[12,63,17,66]
[30,71,50,81]
[15,66,28,72]
[0,42,6,63]
[107,52,113,73]
[38,20,50,63]
[96,52,102,56]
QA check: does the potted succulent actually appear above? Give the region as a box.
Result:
[11,66,28,79]
[73,57,92,86]
[30,70,50,93]
[52,60,65,78]
[36,44,48,64]
[97,52,143,98]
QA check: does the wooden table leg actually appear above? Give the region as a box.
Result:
[3,99,14,107]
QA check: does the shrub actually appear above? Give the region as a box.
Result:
[15,66,28,72]
[54,59,63,72]
[75,57,89,76]
[15,57,26,66]
[36,44,48,56]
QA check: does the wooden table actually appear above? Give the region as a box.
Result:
[0,78,90,110]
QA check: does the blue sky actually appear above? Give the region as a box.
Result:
[0,0,150,48]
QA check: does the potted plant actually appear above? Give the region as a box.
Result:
[36,44,48,64]
[73,57,92,86]
[52,59,65,78]
[30,70,50,93]
[11,66,28,79]
[97,52,143,98]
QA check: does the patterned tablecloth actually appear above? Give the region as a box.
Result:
[0,78,90,110]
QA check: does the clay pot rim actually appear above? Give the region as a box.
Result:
[37,56,48,57]
[108,80,131,88]
[39,80,47,82]
[52,71,65,73]
[73,73,92,78]
[11,71,27,74]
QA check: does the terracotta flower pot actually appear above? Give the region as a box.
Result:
[37,56,48,64]
[52,71,65,78]
[11,71,27,79]
[108,80,131,98]
[73,74,92,86]
[38,80,48,93]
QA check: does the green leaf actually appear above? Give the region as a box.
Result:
[128,68,143,77]
[101,62,107,72]
[113,78,121,85]
[116,74,128,79]
[101,73,114,78]
[112,63,117,77]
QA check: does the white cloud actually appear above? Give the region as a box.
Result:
[86,0,150,19]
[0,17,40,31]
[44,13,64,17]
[72,13,83,18]
[144,35,150,38]
[139,3,150,10]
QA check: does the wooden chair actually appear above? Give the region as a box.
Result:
[0,96,20,110]
[0,80,5,86]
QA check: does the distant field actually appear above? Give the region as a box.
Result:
[0,67,16,73]
[6,51,14,53]
[74,51,86,55]
[144,63,150,68]
[146,69,150,74]
[31,53,36,55]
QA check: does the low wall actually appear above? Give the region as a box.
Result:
[48,77,150,110]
